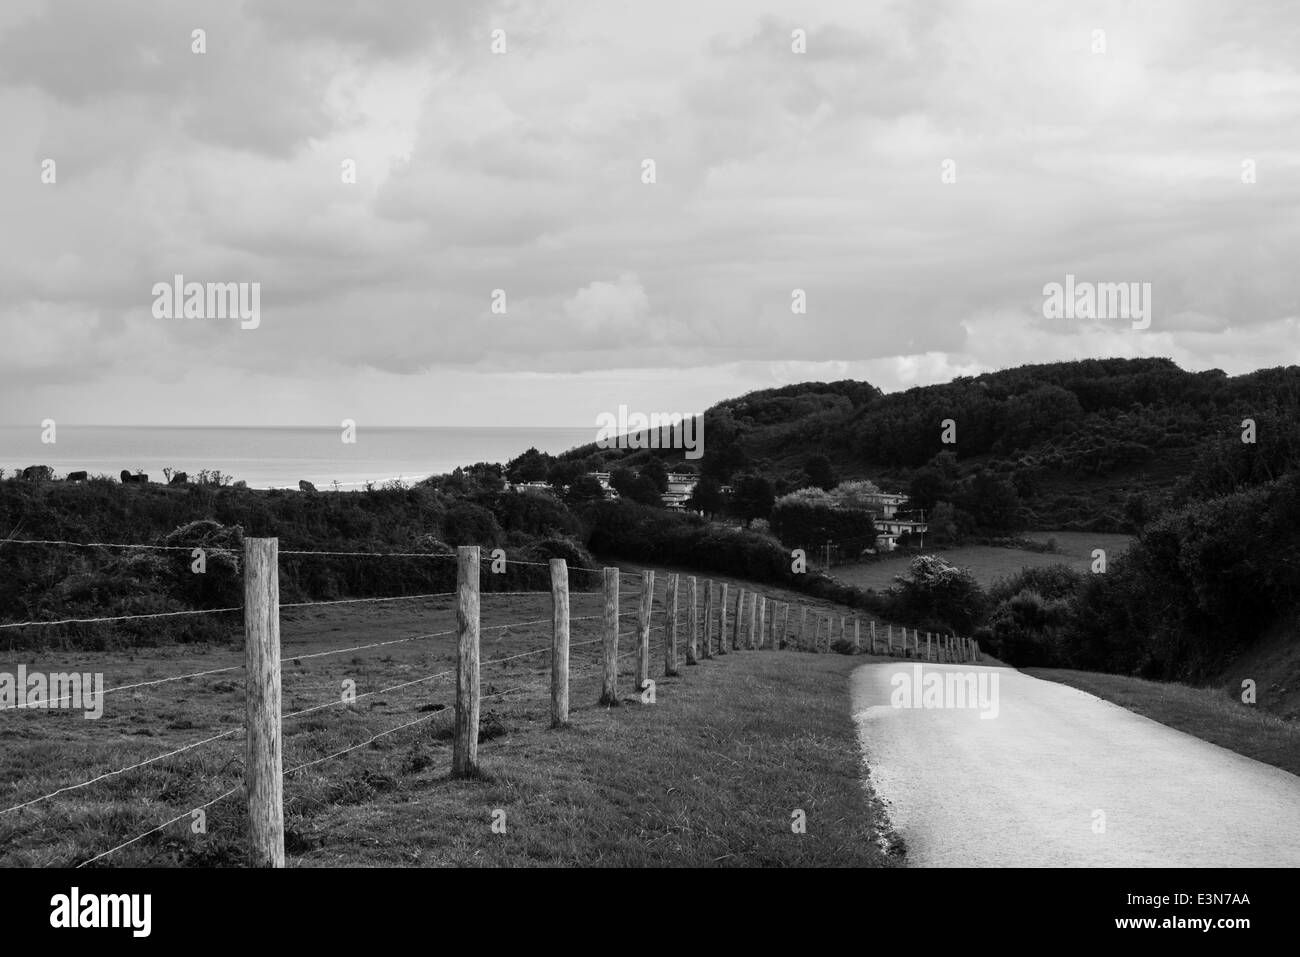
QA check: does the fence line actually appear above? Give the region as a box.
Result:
[3,535,982,866]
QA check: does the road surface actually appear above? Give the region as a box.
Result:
[851,662,1300,866]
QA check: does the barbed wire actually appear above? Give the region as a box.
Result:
[74,784,243,868]
[283,668,456,721]
[0,606,243,630]
[281,628,457,663]
[0,663,245,712]
[0,727,243,816]
[280,592,457,610]
[0,538,236,554]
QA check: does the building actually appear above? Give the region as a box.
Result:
[510,480,553,494]
[874,515,928,551]
[857,491,909,518]
[662,471,697,509]
[585,471,620,501]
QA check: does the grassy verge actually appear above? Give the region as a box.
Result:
[293,650,901,867]
[1023,667,1300,778]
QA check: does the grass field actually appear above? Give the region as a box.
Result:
[1023,668,1300,779]
[0,569,900,867]
[829,531,1135,591]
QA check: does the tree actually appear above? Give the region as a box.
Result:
[505,447,554,483]
[892,555,986,633]
[732,473,775,526]
[928,501,959,544]
[641,457,669,492]
[564,474,607,506]
[955,470,1022,533]
[827,479,882,508]
[701,441,749,482]
[612,467,662,506]
[803,454,836,491]
[546,459,584,489]
[908,467,947,511]
[686,476,724,515]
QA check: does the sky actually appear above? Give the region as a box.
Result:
[1,0,1297,427]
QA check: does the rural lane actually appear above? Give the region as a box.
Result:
[851,662,1300,866]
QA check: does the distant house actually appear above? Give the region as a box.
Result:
[874,515,928,551]
[585,471,620,501]
[511,480,553,495]
[857,491,909,518]
[662,471,698,510]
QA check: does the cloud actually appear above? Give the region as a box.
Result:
[0,0,1297,426]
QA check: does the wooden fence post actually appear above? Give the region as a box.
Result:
[812,616,821,653]
[887,623,893,655]
[854,616,860,652]
[717,583,729,656]
[244,537,284,868]
[758,597,767,650]
[926,631,932,662]
[799,607,807,649]
[600,567,619,706]
[636,570,654,694]
[840,615,847,651]
[748,593,758,649]
[686,576,699,665]
[664,573,680,677]
[702,580,714,659]
[453,545,481,779]
[733,588,745,651]
[550,559,570,727]
[870,619,877,653]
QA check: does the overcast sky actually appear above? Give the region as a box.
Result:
[1,0,1297,427]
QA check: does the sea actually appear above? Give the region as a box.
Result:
[0,426,598,490]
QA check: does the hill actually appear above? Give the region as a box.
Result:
[556,357,1300,534]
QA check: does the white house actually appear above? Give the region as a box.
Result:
[662,471,698,509]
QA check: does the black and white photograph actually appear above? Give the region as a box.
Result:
[0,0,1293,939]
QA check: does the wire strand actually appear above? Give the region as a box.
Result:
[0,728,243,816]
[0,606,242,630]
[74,785,243,868]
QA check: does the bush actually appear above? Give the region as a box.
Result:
[890,555,986,633]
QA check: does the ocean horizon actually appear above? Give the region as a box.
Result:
[0,425,598,490]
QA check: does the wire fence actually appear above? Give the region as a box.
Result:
[0,536,980,867]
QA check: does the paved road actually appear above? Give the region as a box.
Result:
[851,662,1300,866]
